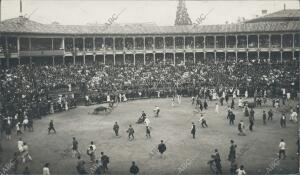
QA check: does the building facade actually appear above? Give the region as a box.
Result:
[0,9,299,67]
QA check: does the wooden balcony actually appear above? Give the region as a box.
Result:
[19,50,64,57]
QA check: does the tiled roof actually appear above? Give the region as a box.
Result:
[0,15,299,35]
[246,9,300,23]
[259,9,300,18]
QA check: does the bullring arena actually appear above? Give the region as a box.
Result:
[0,0,300,175]
[1,97,298,175]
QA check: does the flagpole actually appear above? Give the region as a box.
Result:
[0,0,2,22]
[20,0,22,16]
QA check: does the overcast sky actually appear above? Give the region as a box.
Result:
[1,0,299,26]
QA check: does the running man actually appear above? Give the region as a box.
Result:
[48,120,56,134]
[153,106,160,117]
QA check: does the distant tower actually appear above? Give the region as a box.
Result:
[175,0,192,25]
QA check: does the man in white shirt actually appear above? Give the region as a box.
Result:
[236,165,246,175]
[199,115,208,128]
[17,137,23,152]
[85,95,89,106]
[153,106,160,117]
[144,117,150,128]
[290,110,298,122]
[279,139,286,159]
[22,142,32,163]
[43,163,50,175]
[16,122,22,136]
[215,103,219,113]
[89,141,96,151]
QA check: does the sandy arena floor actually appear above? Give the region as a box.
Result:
[0,97,298,175]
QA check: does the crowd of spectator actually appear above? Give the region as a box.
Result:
[0,60,299,123]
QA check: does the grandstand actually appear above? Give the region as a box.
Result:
[0,9,299,67]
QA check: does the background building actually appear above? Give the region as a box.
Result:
[0,9,299,67]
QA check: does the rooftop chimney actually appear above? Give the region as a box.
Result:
[262,10,267,15]
[284,3,286,10]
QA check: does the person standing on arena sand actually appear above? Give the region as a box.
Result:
[262,111,267,125]
[101,152,110,173]
[23,116,29,131]
[119,93,122,103]
[85,95,90,106]
[130,161,139,175]
[238,98,243,108]
[229,112,235,125]
[290,109,298,122]
[191,96,195,105]
[154,106,160,117]
[48,120,56,134]
[233,90,237,99]
[275,99,280,109]
[28,118,34,132]
[18,137,24,152]
[204,99,208,110]
[146,126,151,138]
[228,140,236,162]
[225,93,229,104]
[16,121,22,135]
[177,93,181,104]
[87,146,96,163]
[64,100,68,111]
[230,160,238,175]
[231,99,235,109]
[278,139,287,159]
[280,114,287,128]
[268,109,273,120]
[22,142,32,163]
[144,117,150,129]
[158,140,167,159]
[127,125,135,140]
[199,101,203,111]
[113,122,119,136]
[72,137,80,158]
[171,96,175,107]
[123,94,128,102]
[244,90,248,98]
[94,159,103,175]
[191,122,196,139]
[238,120,246,136]
[220,97,224,106]
[236,165,246,175]
[244,106,249,117]
[42,163,50,175]
[214,149,222,174]
[89,141,96,151]
[215,103,219,113]
[249,108,255,131]
[49,101,54,114]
